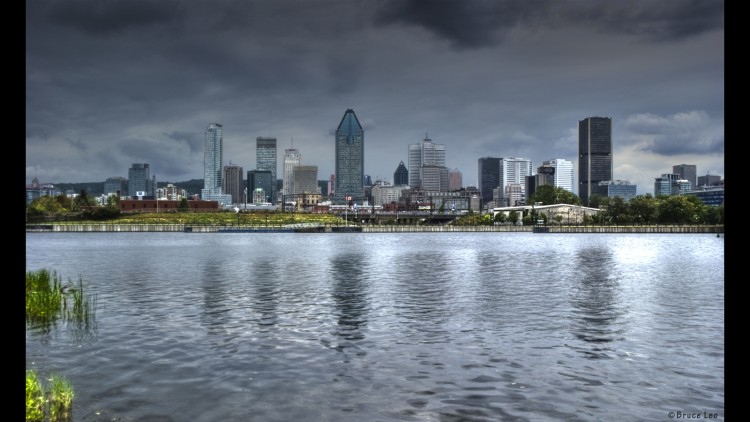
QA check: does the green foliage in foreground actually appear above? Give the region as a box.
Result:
[27,270,94,420]
[26,269,97,334]
[26,369,74,422]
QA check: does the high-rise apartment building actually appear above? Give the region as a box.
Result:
[128,163,152,197]
[478,157,501,206]
[334,109,365,203]
[393,161,409,186]
[256,137,277,203]
[408,136,446,189]
[579,116,612,205]
[673,164,697,189]
[222,163,244,205]
[282,147,301,198]
[498,157,533,205]
[202,123,224,198]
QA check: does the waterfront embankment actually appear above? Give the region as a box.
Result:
[26,223,724,234]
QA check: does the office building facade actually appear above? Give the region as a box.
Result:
[408,136,446,189]
[334,109,365,203]
[498,157,533,205]
[673,164,697,190]
[282,147,301,198]
[293,165,319,196]
[247,170,274,204]
[256,137,277,203]
[128,163,152,197]
[578,116,612,205]
[448,168,462,191]
[222,164,244,205]
[544,159,574,193]
[478,157,501,206]
[592,180,637,201]
[104,177,128,196]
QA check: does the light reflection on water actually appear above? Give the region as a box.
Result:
[26,232,723,421]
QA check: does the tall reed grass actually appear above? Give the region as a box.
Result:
[26,369,74,422]
[26,269,97,336]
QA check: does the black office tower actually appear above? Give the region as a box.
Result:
[478,157,501,206]
[578,117,612,205]
[393,161,409,186]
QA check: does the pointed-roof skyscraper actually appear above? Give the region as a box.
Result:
[334,109,365,204]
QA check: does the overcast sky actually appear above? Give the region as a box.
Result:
[26,0,724,196]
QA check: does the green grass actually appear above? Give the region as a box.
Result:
[26,370,74,422]
[27,270,90,420]
[26,269,97,335]
[56,210,347,226]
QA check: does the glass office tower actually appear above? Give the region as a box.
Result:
[334,109,365,204]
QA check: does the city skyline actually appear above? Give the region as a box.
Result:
[26,1,724,196]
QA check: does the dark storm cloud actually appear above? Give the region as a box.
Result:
[624,111,724,156]
[165,131,204,154]
[374,0,723,49]
[26,0,724,195]
[43,0,185,35]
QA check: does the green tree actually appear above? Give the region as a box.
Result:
[587,194,606,209]
[530,185,581,206]
[529,185,556,205]
[627,194,657,224]
[657,195,697,224]
[508,210,519,224]
[494,212,506,224]
[178,198,190,212]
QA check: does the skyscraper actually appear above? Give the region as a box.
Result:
[408,136,446,189]
[579,116,612,205]
[283,147,301,197]
[477,157,500,206]
[203,123,224,197]
[256,137,277,203]
[673,164,697,189]
[334,109,365,203]
[393,161,409,186]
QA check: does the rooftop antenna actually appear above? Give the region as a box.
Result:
[268,109,272,137]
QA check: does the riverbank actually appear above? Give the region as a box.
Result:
[26,223,724,234]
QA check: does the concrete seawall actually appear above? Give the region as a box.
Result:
[27,224,724,234]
